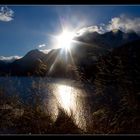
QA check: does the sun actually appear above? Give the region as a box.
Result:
[56,30,75,50]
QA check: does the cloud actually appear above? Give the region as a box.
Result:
[0,56,22,63]
[76,25,104,36]
[38,43,51,54]
[76,15,140,35]
[38,44,46,48]
[107,15,140,33]
[39,49,51,54]
[0,6,14,22]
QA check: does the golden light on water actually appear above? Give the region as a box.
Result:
[43,83,91,132]
[56,84,76,115]
[54,84,88,131]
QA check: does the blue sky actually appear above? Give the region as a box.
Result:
[0,5,140,57]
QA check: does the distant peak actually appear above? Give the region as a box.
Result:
[24,49,45,58]
[91,31,100,35]
[112,29,121,33]
[110,29,123,34]
[26,49,42,55]
[28,49,40,53]
[86,31,100,35]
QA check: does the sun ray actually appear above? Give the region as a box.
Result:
[48,50,61,74]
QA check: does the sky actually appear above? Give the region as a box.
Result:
[0,5,140,57]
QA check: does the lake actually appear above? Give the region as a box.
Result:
[0,77,95,132]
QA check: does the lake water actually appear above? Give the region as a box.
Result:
[0,77,95,132]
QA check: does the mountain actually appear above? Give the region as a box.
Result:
[94,39,140,90]
[0,60,10,75]
[92,39,140,130]
[10,49,47,76]
[84,39,140,133]
[102,29,140,48]
[12,49,46,68]
[74,29,140,48]
[0,30,140,78]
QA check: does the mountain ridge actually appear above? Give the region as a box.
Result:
[0,29,140,78]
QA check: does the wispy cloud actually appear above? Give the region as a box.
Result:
[0,6,14,22]
[38,43,51,54]
[76,25,104,36]
[107,14,140,33]
[77,15,140,35]
[39,49,51,54]
[38,44,46,48]
[0,56,22,63]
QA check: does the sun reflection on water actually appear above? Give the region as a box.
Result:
[55,85,76,115]
[43,82,92,132]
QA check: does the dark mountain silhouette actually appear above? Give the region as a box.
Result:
[8,49,46,76]
[78,39,140,83]
[0,30,140,78]
[94,39,140,87]
[74,29,140,48]
[0,60,10,75]
[89,39,140,133]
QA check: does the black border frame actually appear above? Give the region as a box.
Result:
[0,0,140,137]
[0,0,140,5]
